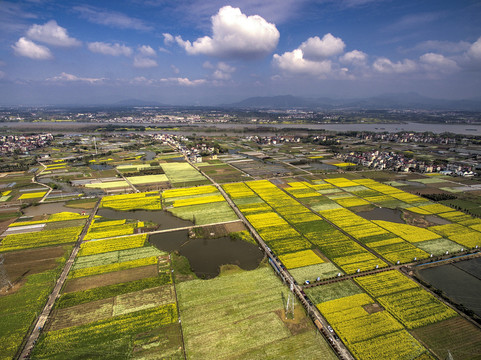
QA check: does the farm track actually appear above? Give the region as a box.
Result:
[17,198,101,360]
[169,254,187,360]
[115,167,139,193]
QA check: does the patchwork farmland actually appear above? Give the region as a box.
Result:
[2,170,481,359]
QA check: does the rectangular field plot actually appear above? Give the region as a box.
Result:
[50,285,175,330]
[160,162,209,187]
[33,304,178,359]
[318,293,430,360]
[57,275,172,309]
[73,246,164,270]
[70,256,158,279]
[77,234,148,257]
[63,265,158,293]
[429,223,481,248]
[289,262,342,283]
[305,280,363,304]
[355,270,457,329]
[0,226,82,252]
[278,249,324,269]
[411,316,481,360]
[196,162,245,183]
[100,191,161,211]
[177,267,337,360]
[168,201,237,225]
[415,238,463,255]
[83,218,143,241]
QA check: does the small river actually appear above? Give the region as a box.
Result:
[417,257,481,317]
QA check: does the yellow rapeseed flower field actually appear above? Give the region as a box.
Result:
[278,250,324,269]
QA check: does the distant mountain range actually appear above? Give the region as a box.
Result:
[113,98,167,107]
[224,93,481,111]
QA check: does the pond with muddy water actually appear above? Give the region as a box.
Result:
[149,230,263,279]
[97,208,264,279]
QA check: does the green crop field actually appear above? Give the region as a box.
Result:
[168,201,238,225]
[160,162,209,186]
[177,267,337,360]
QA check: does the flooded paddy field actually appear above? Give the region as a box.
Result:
[417,257,481,317]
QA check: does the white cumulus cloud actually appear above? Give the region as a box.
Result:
[12,37,52,60]
[299,34,345,60]
[88,42,132,56]
[340,50,368,65]
[467,36,481,60]
[212,61,236,80]
[175,6,279,59]
[138,45,156,57]
[420,53,459,73]
[134,45,157,68]
[273,49,335,77]
[373,57,417,74]
[26,20,80,47]
[163,33,174,45]
[133,56,158,68]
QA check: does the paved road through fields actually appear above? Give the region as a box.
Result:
[190,160,355,360]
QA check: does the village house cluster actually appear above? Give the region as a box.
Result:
[354,132,458,144]
[340,150,475,176]
[0,133,53,154]
[248,135,302,145]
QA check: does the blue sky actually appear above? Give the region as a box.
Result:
[1,0,481,105]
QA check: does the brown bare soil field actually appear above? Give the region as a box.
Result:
[224,221,246,233]
[411,187,449,195]
[0,218,17,234]
[4,245,69,279]
[63,265,158,293]
[363,303,383,314]
[411,315,481,360]
[275,307,311,336]
[201,164,245,183]
[195,222,244,238]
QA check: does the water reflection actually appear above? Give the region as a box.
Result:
[149,230,263,279]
